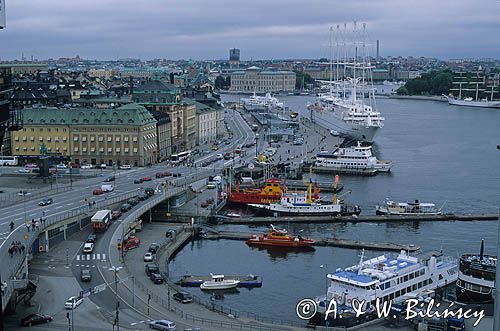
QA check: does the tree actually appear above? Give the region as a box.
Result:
[215,76,225,89]
[225,76,231,89]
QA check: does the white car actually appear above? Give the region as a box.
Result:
[330,129,340,136]
[18,168,31,173]
[82,243,94,253]
[207,182,216,189]
[64,296,83,309]
[216,153,223,160]
[144,252,154,262]
[149,320,176,330]
[56,164,67,169]
[81,164,93,169]
[100,164,107,169]
[119,164,132,170]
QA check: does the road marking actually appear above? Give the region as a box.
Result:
[92,254,95,260]
[55,206,63,209]
[76,255,80,261]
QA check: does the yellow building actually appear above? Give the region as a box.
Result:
[11,120,70,157]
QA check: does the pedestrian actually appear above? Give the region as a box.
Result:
[93,201,96,206]
[8,247,13,257]
[20,245,25,254]
[26,223,30,232]
[31,223,35,231]
[42,210,46,217]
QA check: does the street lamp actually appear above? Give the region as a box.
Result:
[109,266,122,331]
[320,264,328,304]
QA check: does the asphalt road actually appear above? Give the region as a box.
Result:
[1,108,257,330]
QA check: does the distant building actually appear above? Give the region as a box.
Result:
[190,100,218,145]
[229,48,240,66]
[148,110,172,162]
[0,62,48,75]
[88,69,115,80]
[12,104,158,167]
[229,66,296,92]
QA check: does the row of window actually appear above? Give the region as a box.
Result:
[74,147,139,153]
[379,278,435,304]
[16,136,67,142]
[74,136,138,143]
[22,127,67,133]
[15,146,67,152]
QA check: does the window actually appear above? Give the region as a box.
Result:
[82,136,87,142]
[133,148,138,153]
[116,148,121,153]
[73,137,79,142]
[30,146,35,151]
[30,136,34,142]
[115,137,121,142]
[23,147,27,151]
[90,147,95,152]
[124,136,129,142]
[63,137,67,142]
[82,147,87,152]
[15,147,19,151]
[47,137,51,142]
[107,147,112,153]
[55,137,59,142]
[98,136,104,142]
[124,148,129,153]
[39,137,43,142]
[107,137,112,142]
[22,136,27,141]
[133,137,138,142]
[74,147,79,152]
[99,147,104,153]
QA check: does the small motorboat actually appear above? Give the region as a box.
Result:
[246,225,315,248]
[200,274,240,290]
[376,199,443,216]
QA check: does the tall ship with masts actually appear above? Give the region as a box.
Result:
[444,71,500,108]
[308,23,385,143]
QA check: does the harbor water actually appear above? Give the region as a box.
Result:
[168,95,500,323]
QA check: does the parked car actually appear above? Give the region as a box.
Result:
[100,164,107,169]
[173,291,193,304]
[82,243,94,253]
[71,163,81,168]
[123,236,140,250]
[17,190,30,196]
[56,163,67,169]
[80,269,92,282]
[149,320,176,331]
[25,163,38,168]
[104,176,115,182]
[93,188,104,195]
[145,263,159,277]
[155,172,165,178]
[86,234,97,243]
[20,313,53,327]
[162,171,172,177]
[134,178,143,184]
[38,198,53,206]
[141,176,152,182]
[165,229,176,238]
[148,243,160,254]
[206,182,216,189]
[120,203,132,212]
[119,164,132,170]
[216,153,223,160]
[81,164,92,169]
[144,252,154,262]
[150,273,164,284]
[111,210,122,220]
[224,153,232,160]
[210,145,218,151]
[330,129,340,136]
[144,188,155,197]
[64,296,83,309]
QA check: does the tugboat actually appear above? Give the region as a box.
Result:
[228,177,321,205]
[246,224,315,247]
[375,199,443,216]
[456,239,496,304]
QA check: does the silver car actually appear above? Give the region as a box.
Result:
[149,319,176,330]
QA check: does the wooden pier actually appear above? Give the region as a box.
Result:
[203,231,420,252]
[216,213,498,225]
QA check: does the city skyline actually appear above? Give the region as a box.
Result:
[0,0,499,61]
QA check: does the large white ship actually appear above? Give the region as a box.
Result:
[308,24,384,143]
[445,71,500,109]
[311,250,458,325]
[240,92,284,111]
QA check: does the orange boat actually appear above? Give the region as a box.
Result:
[228,178,320,205]
[246,225,315,248]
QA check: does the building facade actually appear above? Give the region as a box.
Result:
[148,110,172,162]
[229,66,296,92]
[192,100,218,145]
[12,104,157,167]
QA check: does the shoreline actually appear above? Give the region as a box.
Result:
[388,95,447,102]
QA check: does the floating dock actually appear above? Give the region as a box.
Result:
[216,213,498,224]
[203,231,420,252]
[176,274,263,288]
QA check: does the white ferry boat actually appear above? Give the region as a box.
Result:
[240,92,284,111]
[313,250,457,321]
[200,274,240,290]
[314,142,392,174]
[376,199,442,216]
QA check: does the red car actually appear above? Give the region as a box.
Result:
[93,188,104,195]
[141,176,152,182]
[21,313,53,326]
[123,236,140,250]
[111,210,122,220]
[163,171,172,177]
[155,172,164,178]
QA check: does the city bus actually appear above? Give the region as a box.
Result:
[0,156,19,166]
[170,150,191,164]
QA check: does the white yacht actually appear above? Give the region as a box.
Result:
[308,24,384,143]
[240,92,284,111]
[200,274,240,290]
[376,199,443,216]
[313,250,457,319]
[314,142,392,174]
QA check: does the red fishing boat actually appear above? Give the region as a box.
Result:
[246,225,315,247]
[228,178,320,205]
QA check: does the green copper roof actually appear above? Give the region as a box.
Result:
[20,103,156,126]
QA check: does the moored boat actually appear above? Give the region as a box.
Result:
[456,240,496,304]
[375,199,443,216]
[246,224,315,248]
[200,274,240,290]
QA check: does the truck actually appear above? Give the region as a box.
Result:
[91,210,112,233]
[101,184,114,192]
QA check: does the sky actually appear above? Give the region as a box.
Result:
[0,0,499,61]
